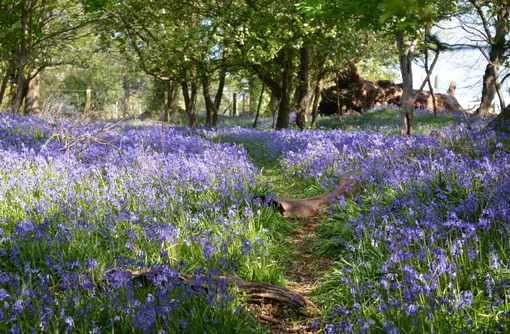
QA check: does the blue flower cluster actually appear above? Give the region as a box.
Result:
[208,114,509,332]
[0,114,268,332]
[276,123,509,332]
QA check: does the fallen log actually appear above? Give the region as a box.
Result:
[57,268,319,317]
[177,272,318,315]
[274,171,363,218]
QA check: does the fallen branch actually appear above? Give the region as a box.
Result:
[171,271,317,316]
[273,171,363,218]
[57,268,319,317]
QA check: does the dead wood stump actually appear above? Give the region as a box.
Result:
[273,171,363,218]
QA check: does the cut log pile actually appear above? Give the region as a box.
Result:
[318,64,465,115]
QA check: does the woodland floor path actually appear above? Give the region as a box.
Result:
[255,217,333,334]
[256,169,334,334]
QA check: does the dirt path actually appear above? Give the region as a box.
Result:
[254,218,333,334]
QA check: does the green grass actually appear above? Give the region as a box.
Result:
[316,107,464,134]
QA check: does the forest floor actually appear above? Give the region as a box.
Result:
[253,217,331,333]
[249,166,334,333]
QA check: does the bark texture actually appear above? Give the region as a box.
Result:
[12,0,29,114]
[397,32,417,136]
[161,81,179,123]
[122,73,131,117]
[0,58,15,108]
[182,80,198,127]
[310,66,326,128]
[202,75,218,127]
[275,50,293,130]
[24,68,40,114]
[295,47,310,130]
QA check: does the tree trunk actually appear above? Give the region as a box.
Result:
[122,73,131,117]
[24,68,40,114]
[162,81,170,122]
[474,4,508,116]
[253,83,265,128]
[169,82,179,118]
[275,50,293,130]
[214,70,226,112]
[397,32,417,136]
[0,58,16,108]
[495,67,506,110]
[310,66,326,128]
[161,81,179,123]
[181,81,198,127]
[295,47,310,130]
[242,92,246,114]
[424,27,438,117]
[232,93,237,116]
[266,93,280,117]
[202,75,217,127]
[84,88,92,114]
[249,76,257,114]
[336,67,345,130]
[474,63,498,116]
[12,0,29,114]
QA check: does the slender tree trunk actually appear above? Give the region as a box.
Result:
[336,68,345,130]
[424,27,438,117]
[122,73,131,117]
[295,47,310,130]
[214,70,226,112]
[276,49,293,130]
[494,67,505,111]
[24,68,40,114]
[249,76,257,114]
[169,82,179,118]
[397,32,417,136]
[8,74,17,107]
[253,83,265,128]
[311,66,326,128]
[0,58,15,108]
[12,0,29,114]
[202,75,217,127]
[232,93,237,116]
[242,92,246,114]
[181,81,197,127]
[162,81,170,122]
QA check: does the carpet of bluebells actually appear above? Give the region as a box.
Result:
[214,110,510,333]
[0,113,277,333]
[1,108,509,333]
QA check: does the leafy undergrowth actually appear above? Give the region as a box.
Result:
[1,107,509,333]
